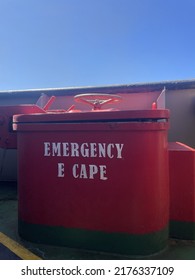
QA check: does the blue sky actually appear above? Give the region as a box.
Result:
[0,0,195,90]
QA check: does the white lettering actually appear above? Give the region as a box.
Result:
[115,143,124,158]
[62,142,69,156]
[52,142,61,156]
[80,143,89,157]
[90,143,97,157]
[107,143,114,158]
[44,142,50,156]
[58,163,64,177]
[71,143,79,157]
[80,164,88,178]
[44,142,124,159]
[72,164,108,180]
[98,143,106,157]
[99,165,107,180]
[89,165,98,179]
[72,164,79,178]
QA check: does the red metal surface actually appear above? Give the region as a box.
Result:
[169,142,195,222]
[0,105,45,149]
[15,110,169,235]
[13,109,169,123]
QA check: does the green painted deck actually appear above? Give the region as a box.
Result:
[1,182,195,260]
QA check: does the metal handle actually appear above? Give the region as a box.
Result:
[74,93,122,110]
